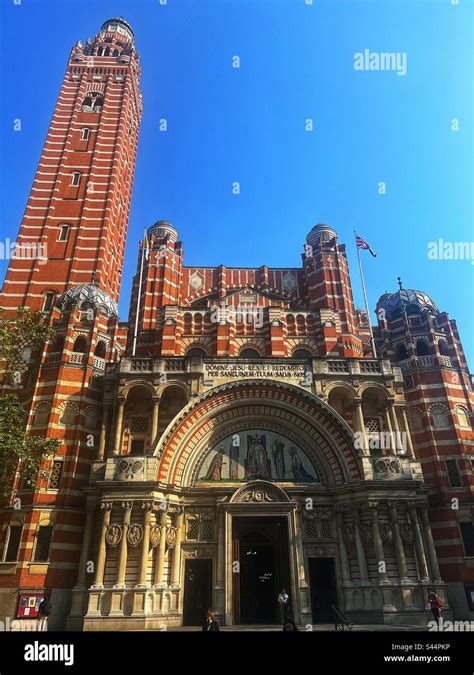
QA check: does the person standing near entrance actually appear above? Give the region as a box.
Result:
[202,608,220,632]
[37,591,52,632]
[427,589,443,625]
[278,588,289,623]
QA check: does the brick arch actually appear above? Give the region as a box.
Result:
[155,380,361,487]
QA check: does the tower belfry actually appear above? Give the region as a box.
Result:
[0,17,142,311]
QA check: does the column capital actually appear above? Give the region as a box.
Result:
[117,395,126,405]
[386,399,396,408]
[121,500,133,511]
[367,499,379,510]
[142,501,154,512]
[101,501,113,511]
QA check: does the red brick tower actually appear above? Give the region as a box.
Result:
[0,18,142,628]
[0,17,142,311]
[375,287,474,619]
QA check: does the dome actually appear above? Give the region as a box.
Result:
[306,223,337,248]
[100,17,134,41]
[56,284,118,318]
[148,220,179,243]
[376,289,439,321]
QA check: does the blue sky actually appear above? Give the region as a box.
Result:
[0,0,473,364]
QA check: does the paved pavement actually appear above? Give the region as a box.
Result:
[169,623,430,632]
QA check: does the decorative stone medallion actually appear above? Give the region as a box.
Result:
[106,524,122,547]
[127,524,143,547]
[150,525,161,548]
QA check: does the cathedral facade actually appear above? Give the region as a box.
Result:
[0,18,472,630]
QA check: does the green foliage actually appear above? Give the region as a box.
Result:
[0,394,60,497]
[0,308,59,498]
[0,306,54,383]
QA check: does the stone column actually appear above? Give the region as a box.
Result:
[113,397,125,455]
[420,505,442,582]
[389,401,401,455]
[408,502,429,582]
[137,502,153,587]
[154,507,168,586]
[150,397,160,445]
[98,406,110,460]
[400,408,415,457]
[336,511,352,585]
[216,507,225,587]
[92,502,112,588]
[76,504,96,586]
[170,510,184,586]
[384,406,394,456]
[353,509,369,582]
[114,501,132,587]
[388,501,409,582]
[215,506,226,620]
[354,399,368,455]
[369,501,389,583]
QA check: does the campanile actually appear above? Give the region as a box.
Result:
[0,17,142,311]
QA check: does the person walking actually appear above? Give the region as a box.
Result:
[428,589,443,625]
[37,592,52,632]
[202,607,220,632]
[278,588,289,624]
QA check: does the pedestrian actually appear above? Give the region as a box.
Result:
[278,588,289,623]
[283,619,299,632]
[202,607,220,632]
[37,591,52,632]
[427,589,443,624]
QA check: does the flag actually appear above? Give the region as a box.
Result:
[356,234,377,257]
[143,228,150,260]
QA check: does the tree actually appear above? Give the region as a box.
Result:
[0,394,60,496]
[0,307,60,498]
[0,307,53,384]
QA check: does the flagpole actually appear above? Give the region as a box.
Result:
[354,230,378,359]
[132,236,146,357]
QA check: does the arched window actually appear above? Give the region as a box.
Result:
[293,349,312,359]
[33,403,50,427]
[186,347,206,359]
[416,340,430,356]
[438,340,449,356]
[95,341,106,358]
[396,344,409,361]
[52,336,65,353]
[239,348,261,359]
[81,93,104,112]
[72,336,87,353]
[60,404,77,426]
[431,405,450,429]
[456,406,471,429]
